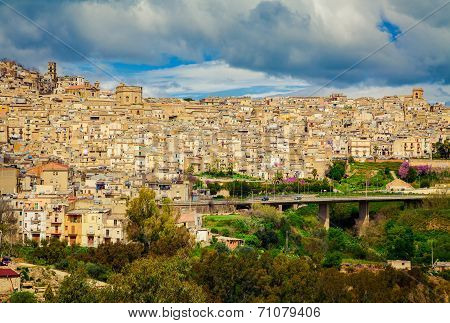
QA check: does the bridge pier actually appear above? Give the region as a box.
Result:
[358,201,369,235]
[278,204,283,212]
[318,202,330,230]
[293,203,298,210]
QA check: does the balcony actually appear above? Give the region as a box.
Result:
[51,217,63,224]
[49,229,62,236]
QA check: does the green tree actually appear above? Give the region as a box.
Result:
[126,188,159,249]
[126,190,192,256]
[432,139,450,159]
[43,285,55,302]
[56,268,98,303]
[9,291,38,303]
[405,167,418,183]
[322,251,342,268]
[326,161,346,181]
[99,256,206,303]
[385,221,415,260]
[312,168,318,180]
[185,164,194,175]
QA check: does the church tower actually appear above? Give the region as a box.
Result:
[48,61,57,83]
[412,88,424,100]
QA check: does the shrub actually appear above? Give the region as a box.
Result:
[9,291,37,303]
[322,251,342,268]
[327,161,346,181]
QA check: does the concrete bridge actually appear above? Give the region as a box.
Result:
[166,194,430,233]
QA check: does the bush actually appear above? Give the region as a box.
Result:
[255,228,279,249]
[9,291,38,303]
[85,262,111,282]
[220,228,230,237]
[322,251,342,268]
[327,161,346,181]
[419,179,431,188]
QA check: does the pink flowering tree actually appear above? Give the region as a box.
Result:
[416,165,432,175]
[398,161,410,179]
[284,177,297,183]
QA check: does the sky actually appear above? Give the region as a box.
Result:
[1,0,450,103]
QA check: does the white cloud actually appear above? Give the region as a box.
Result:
[124,60,308,97]
[0,0,449,101]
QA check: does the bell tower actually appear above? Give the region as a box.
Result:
[412,88,423,100]
[48,61,57,83]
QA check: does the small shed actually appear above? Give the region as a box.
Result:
[434,262,450,272]
[387,260,411,270]
[386,179,414,192]
[0,268,21,295]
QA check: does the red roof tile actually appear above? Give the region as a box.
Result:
[26,162,68,177]
[0,268,20,278]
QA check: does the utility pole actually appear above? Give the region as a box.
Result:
[431,240,434,267]
[285,230,288,253]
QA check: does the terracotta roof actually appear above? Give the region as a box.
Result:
[42,162,69,171]
[65,85,86,90]
[0,268,20,278]
[26,162,68,177]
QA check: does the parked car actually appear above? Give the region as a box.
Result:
[1,256,12,266]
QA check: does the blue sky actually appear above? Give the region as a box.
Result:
[1,0,450,102]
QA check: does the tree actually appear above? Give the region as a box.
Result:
[0,199,17,251]
[255,228,279,249]
[405,167,417,183]
[372,145,379,162]
[398,160,410,180]
[56,268,98,303]
[385,221,414,260]
[82,241,144,272]
[227,162,234,175]
[432,139,450,159]
[43,285,56,302]
[99,256,206,303]
[126,189,191,255]
[126,189,159,250]
[9,291,38,303]
[185,164,194,175]
[312,168,318,180]
[326,161,346,181]
[274,170,283,182]
[322,251,342,268]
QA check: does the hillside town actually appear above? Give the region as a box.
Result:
[0,59,449,248]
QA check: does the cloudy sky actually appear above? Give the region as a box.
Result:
[1,0,450,102]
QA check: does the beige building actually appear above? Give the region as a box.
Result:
[115,83,142,105]
[25,162,69,192]
[0,167,18,194]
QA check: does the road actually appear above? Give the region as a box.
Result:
[167,194,431,207]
